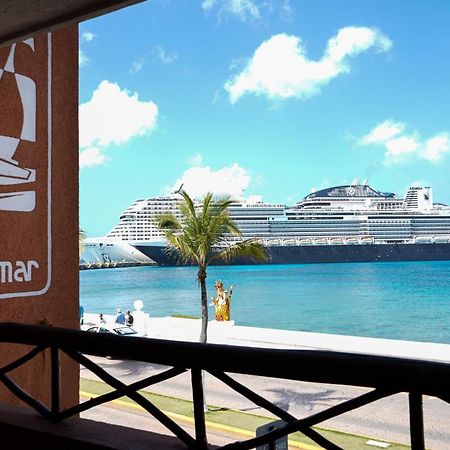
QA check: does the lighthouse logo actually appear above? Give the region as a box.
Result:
[0,38,37,211]
[0,35,52,299]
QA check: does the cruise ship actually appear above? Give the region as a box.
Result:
[86,182,450,266]
[80,237,152,266]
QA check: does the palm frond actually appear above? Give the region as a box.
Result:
[156,213,182,231]
[164,233,199,265]
[179,190,197,219]
[202,192,214,218]
[209,239,269,265]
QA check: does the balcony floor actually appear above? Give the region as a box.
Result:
[0,403,189,449]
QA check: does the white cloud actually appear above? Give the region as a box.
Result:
[186,153,204,166]
[202,0,215,9]
[279,0,293,22]
[359,120,450,164]
[79,80,158,148]
[169,163,251,199]
[310,178,331,193]
[202,0,260,21]
[154,45,178,64]
[82,32,97,42]
[79,32,97,67]
[79,49,89,67]
[203,0,293,23]
[129,46,178,74]
[79,147,106,168]
[225,27,392,103]
[212,88,222,104]
[79,81,158,169]
[422,133,450,162]
[326,26,392,60]
[358,119,405,145]
[130,60,144,74]
[385,135,419,163]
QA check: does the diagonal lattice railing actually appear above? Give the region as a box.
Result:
[0,322,449,449]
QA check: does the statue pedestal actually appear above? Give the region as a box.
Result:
[133,310,150,336]
[209,320,235,326]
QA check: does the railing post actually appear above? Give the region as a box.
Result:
[50,345,60,420]
[191,368,208,449]
[409,392,425,450]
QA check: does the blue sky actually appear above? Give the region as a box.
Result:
[79,0,450,237]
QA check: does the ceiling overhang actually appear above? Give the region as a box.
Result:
[0,0,145,47]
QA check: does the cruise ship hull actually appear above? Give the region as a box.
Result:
[81,238,153,265]
[133,242,450,266]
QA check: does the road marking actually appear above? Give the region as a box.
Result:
[80,391,320,449]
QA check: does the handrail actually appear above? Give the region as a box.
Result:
[0,322,448,395]
[0,321,448,449]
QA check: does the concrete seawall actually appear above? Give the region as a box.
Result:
[83,313,450,363]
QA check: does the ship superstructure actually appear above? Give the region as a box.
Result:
[269,184,450,245]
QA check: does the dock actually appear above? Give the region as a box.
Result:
[79,261,156,270]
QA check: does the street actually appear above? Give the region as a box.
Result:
[81,356,450,449]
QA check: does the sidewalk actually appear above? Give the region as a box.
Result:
[84,313,450,363]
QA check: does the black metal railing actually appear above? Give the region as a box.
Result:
[0,322,449,449]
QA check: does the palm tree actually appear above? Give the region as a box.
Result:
[157,190,268,343]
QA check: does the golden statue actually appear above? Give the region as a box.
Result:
[211,280,233,321]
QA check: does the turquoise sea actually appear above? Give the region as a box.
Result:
[80,261,450,344]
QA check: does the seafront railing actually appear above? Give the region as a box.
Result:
[0,322,449,449]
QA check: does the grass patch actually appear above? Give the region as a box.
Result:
[170,314,199,319]
[81,378,411,449]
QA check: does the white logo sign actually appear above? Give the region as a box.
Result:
[0,38,36,212]
[0,34,52,299]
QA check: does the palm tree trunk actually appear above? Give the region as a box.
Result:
[198,265,208,344]
[197,265,209,413]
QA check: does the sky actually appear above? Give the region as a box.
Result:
[79,0,450,237]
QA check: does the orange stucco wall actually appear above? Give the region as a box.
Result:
[0,26,79,409]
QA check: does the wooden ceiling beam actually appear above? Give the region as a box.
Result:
[0,0,145,47]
